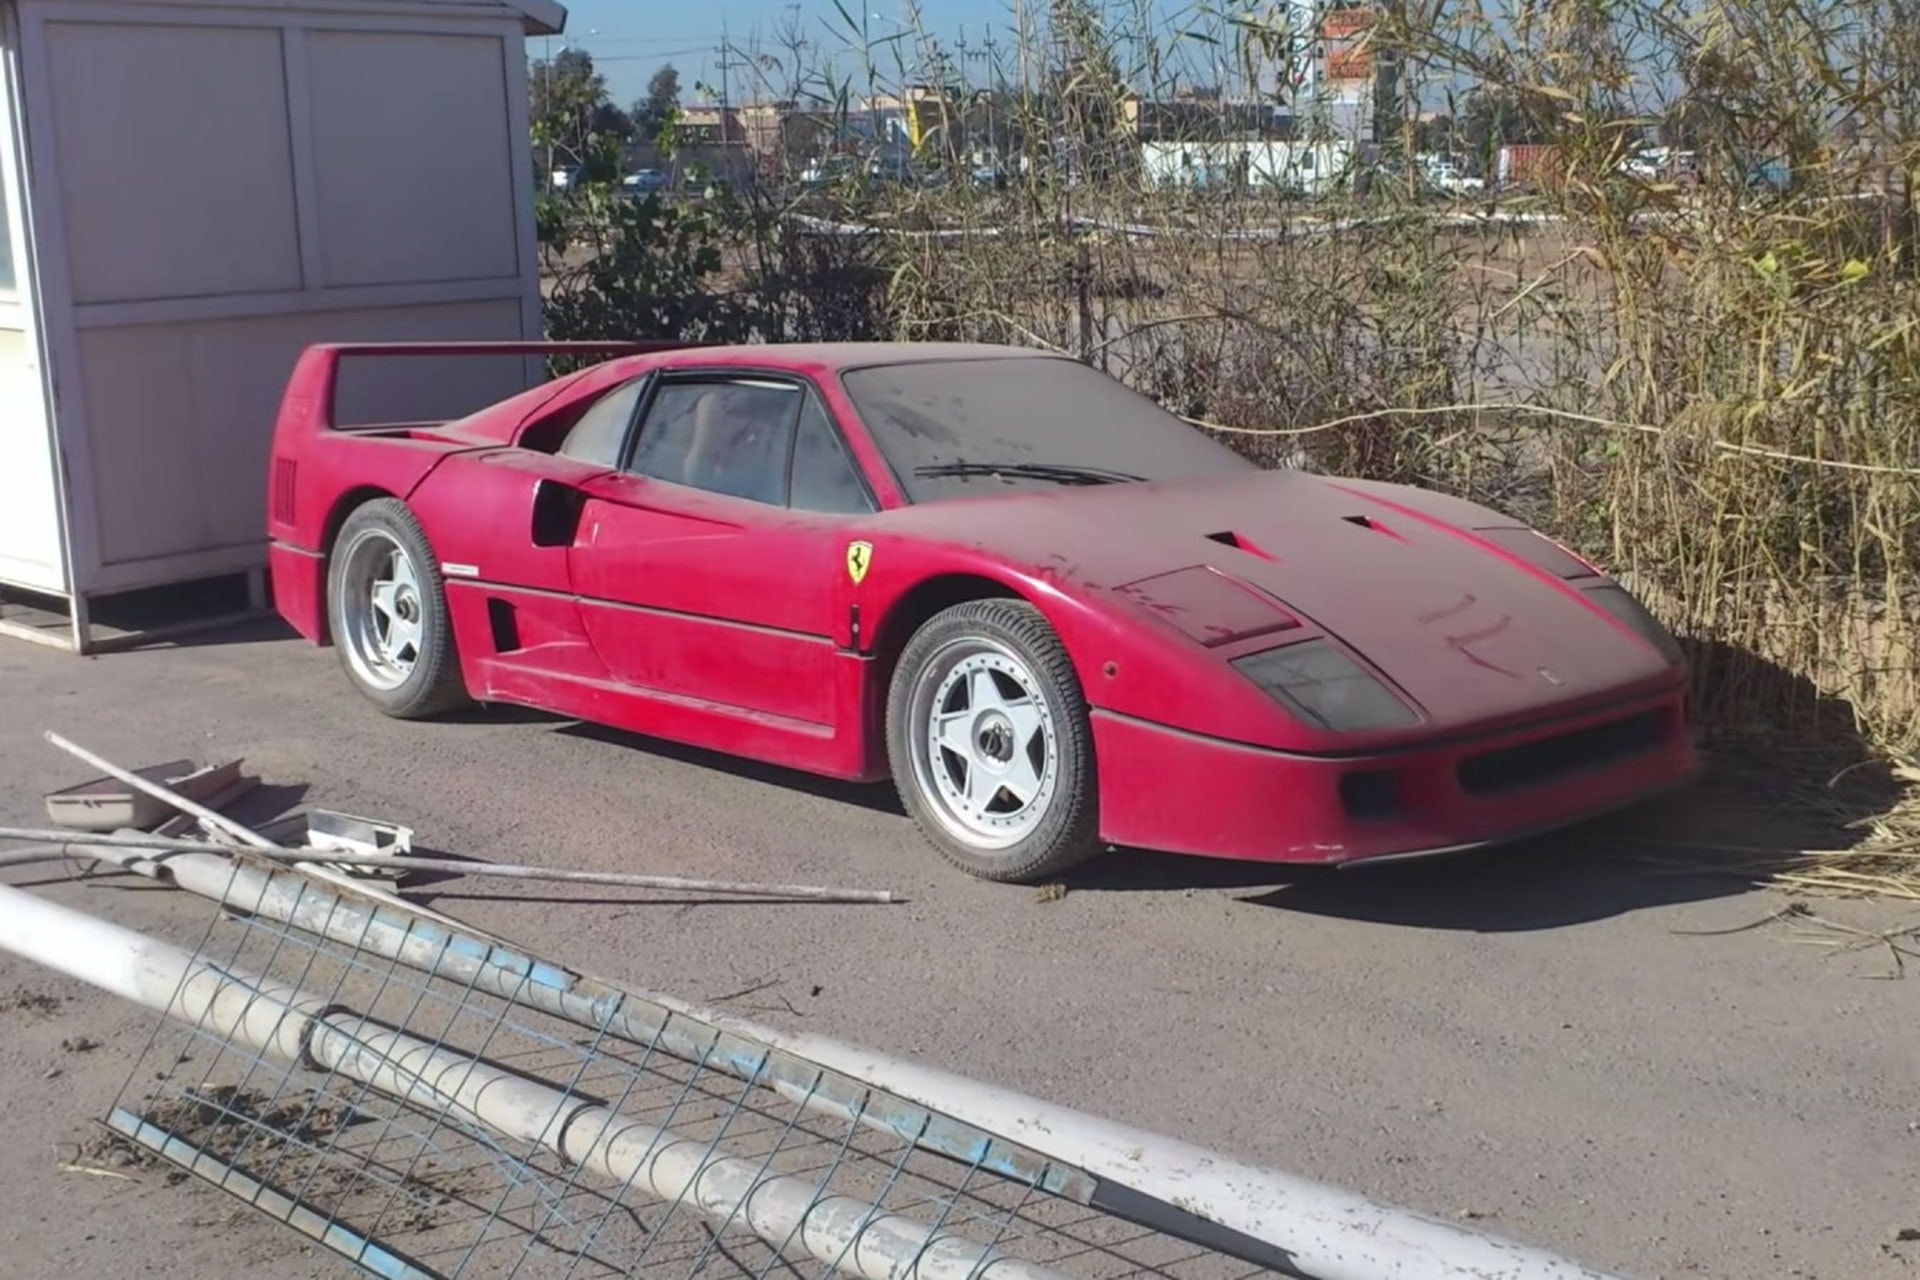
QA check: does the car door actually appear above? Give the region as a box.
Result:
[404,372,656,683]
[566,371,878,731]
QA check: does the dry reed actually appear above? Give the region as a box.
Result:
[551,0,1920,896]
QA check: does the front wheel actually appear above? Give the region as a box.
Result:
[886,599,1103,883]
[326,498,469,719]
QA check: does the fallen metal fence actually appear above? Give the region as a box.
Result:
[0,857,1625,1280]
[0,734,1629,1280]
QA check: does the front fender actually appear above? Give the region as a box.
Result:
[856,542,1307,752]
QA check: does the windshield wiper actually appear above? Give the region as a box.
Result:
[915,462,1145,486]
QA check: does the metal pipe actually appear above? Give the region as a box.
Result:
[59,835,1628,1279]
[0,884,1065,1280]
[0,826,898,904]
[673,1000,1632,1280]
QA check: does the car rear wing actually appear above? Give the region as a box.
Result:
[276,340,701,435]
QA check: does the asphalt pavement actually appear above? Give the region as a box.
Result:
[0,619,1914,1280]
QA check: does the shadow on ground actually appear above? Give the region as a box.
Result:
[557,721,906,817]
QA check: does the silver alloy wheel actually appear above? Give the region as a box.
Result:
[334,527,427,693]
[906,638,1061,851]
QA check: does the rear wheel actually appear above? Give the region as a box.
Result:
[326,498,469,719]
[886,599,1103,883]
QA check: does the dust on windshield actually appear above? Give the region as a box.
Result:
[839,355,1255,504]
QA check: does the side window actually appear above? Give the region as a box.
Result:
[789,397,874,514]
[556,376,647,467]
[629,379,799,506]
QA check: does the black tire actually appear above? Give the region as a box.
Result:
[325,498,470,719]
[885,599,1103,883]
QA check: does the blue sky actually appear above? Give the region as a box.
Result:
[548,1,1074,107]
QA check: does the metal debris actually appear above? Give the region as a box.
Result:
[42,757,243,832]
[31,731,899,904]
[0,824,900,905]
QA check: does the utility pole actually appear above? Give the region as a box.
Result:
[714,20,742,152]
[956,27,975,160]
[982,29,999,148]
[1370,0,1403,155]
[966,28,999,160]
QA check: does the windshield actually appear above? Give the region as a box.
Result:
[840,356,1255,503]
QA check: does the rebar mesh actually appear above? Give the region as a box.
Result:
[101,864,1276,1280]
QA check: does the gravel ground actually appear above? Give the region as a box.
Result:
[0,620,1916,1280]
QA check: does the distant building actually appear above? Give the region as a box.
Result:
[1124,95,1284,143]
[672,104,745,149]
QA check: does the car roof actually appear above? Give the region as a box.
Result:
[650,341,1067,375]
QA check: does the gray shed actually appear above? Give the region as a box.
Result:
[0,0,566,651]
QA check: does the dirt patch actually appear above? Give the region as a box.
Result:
[0,987,67,1018]
[90,1085,490,1234]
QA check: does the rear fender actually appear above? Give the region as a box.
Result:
[274,456,457,649]
[272,434,467,553]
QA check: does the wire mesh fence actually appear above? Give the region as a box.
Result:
[97,863,1276,1280]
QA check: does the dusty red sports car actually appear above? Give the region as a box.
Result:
[266,340,1697,883]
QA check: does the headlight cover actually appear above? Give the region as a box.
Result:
[1475,526,1602,580]
[1232,638,1421,733]
[1583,584,1687,666]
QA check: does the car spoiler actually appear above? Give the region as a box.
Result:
[279,340,702,434]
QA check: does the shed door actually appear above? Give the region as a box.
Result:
[0,4,65,593]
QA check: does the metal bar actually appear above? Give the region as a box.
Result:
[649,994,1633,1280]
[237,868,1627,1278]
[0,885,1070,1280]
[104,1109,445,1280]
[0,826,898,904]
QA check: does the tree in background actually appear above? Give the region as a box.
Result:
[634,64,682,140]
[1457,83,1554,171]
[531,47,628,182]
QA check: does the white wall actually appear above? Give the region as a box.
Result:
[76,299,529,573]
[0,1,64,594]
[1142,139,1354,196]
[0,327,66,592]
[14,0,542,596]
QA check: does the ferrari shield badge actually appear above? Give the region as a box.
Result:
[845,541,873,585]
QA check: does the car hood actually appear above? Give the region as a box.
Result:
[878,469,1678,733]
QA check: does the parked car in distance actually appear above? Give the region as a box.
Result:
[622,168,668,196]
[265,341,1699,884]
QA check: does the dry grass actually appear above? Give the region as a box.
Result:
[546,0,1920,898]
[1636,758,1920,902]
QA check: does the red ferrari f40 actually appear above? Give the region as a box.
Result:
[266,340,1698,882]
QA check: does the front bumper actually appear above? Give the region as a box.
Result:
[1091,689,1697,865]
